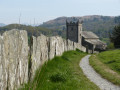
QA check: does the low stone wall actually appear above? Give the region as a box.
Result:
[0,29,86,90]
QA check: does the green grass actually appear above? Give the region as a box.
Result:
[98,50,120,74]
[90,49,120,85]
[20,50,99,90]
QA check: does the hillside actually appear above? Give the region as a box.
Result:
[0,24,65,37]
[40,15,117,39]
[90,49,120,85]
[0,23,6,27]
[0,15,118,44]
[20,50,99,90]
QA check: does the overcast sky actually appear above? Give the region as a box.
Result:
[0,0,120,24]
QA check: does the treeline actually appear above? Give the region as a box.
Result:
[0,24,66,38]
[83,16,116,38]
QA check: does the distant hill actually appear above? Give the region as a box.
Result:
[0,23,6,27]
[0,15,118,44]
[40,15,117,39]
[0,24,65,37]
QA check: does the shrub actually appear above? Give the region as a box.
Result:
[50,73,66,83]
[107,43,115,49]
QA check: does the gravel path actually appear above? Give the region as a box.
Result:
[80,55,120,90]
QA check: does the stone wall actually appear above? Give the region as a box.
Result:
[0,29,29,90]
[49,36,65,59]
[0,29,86,90]
[31,35,49,79]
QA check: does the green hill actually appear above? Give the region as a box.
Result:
[0,24,65,37]
[20,50,99,90]
[0,15,118,44]
[90,49,120,85]
[40,15,117,39]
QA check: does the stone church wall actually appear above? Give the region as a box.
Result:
[0,29,86,90]
[66,25,78,42]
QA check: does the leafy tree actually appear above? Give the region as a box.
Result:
[110,16,120,48]
[107,42,115,49]
[115,16,120,24]
[110,24,120,48]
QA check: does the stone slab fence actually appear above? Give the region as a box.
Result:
[0,30,29,90]
[0,29,86,90]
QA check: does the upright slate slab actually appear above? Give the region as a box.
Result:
[0,29,29,90]
[32,35,49,79]
[55,36,65,56]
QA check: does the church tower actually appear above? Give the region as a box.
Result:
[66,20,82,44]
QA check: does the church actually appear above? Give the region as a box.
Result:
[66,20,107,53]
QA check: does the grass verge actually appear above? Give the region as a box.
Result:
[20,50,99,90]
[90,49,120,85]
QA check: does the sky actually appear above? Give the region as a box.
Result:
[0,0,120,24]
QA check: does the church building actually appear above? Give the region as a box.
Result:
[66,20,107,53]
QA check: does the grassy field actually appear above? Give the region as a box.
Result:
[20,50,99,90]
[90,49,120,85]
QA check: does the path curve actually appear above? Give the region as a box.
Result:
[80,55,120,90]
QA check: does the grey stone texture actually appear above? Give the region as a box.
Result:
[0,29,29,90]
[32,35,49,79]
[49,36,57,60]
[66,21,82,44]
[55,36,65,56]
[67,39,74,51]
[0,29,84,90]
[63,39,68,51]
[49,36,65,60]
[73,42,86,52]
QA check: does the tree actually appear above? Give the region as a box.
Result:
[110,24,120,48]
[115,16,120,24]
[110,16,120,48]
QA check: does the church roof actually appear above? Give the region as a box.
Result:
[82,31,99,39]
[85,39,106,45]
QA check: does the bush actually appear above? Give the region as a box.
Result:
[50,73,66,83]
[107,43,115,49]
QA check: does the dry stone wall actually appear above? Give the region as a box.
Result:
[0,29,86,90]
